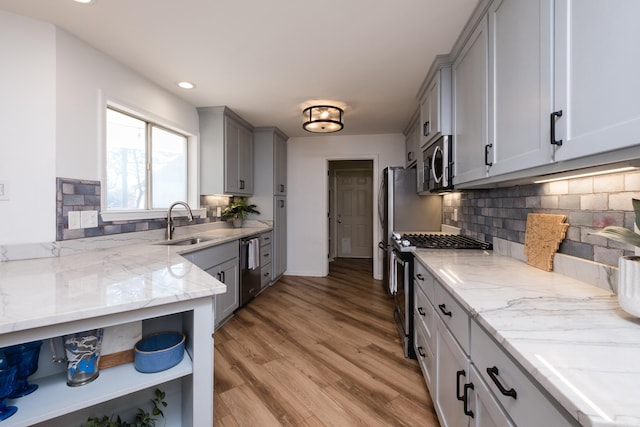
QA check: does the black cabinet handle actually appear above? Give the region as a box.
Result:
[263,272,270,277]
[418,307,426,316]
[416,273,424,281]
[463,383,475,418]
[279,184,285,193]
[484,144,493,166]
[486,366,517,399]
[423,121,430,137]
[220,271,226,283]
[456,370,466,401]
[417,346,426,358]
[216,272,222,281]
[439,304,452,317]
[279,199,285,208]
[550,110,563,146]
[239,179,245,189]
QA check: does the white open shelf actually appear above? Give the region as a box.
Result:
[4,355,192,426]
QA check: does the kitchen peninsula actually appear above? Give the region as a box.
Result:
[414,244,640,427]
[0,222,271,426]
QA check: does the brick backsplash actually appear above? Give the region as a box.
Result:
[56,178,230,241]
[443,171,640,266]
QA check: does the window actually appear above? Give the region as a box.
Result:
[106,107,188,211]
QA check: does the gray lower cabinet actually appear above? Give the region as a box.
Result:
[182,241,239,329]
[253,127,288,281]
[259,231,272,289]
[414,258,577,427]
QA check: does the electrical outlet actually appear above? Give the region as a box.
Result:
[68,211,81,230]
[0,180,9,201]
[81,210,98,228]
[453,208,458,222]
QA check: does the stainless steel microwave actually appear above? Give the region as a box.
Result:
[422,135,453,193]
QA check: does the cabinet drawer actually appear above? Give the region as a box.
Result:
[414,285,435,350]
[414,260,434,301]
[259,232,272,246]
[471,320,577,427]
[434,280,470,354]
[414,316,435,393]
[184,240,238,270]
[260,245,272,266]
[260,263,272,287]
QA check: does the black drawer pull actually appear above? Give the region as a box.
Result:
[416,273,424,281]
[456,370,466,401]
[438,304,452,317]
[417,307,426,316]
[418,346,426,358]
[550,110,563,146]
[486,366,517,399]
[463,383,475,418]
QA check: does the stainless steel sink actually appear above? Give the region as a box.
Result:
[155,236,217,246]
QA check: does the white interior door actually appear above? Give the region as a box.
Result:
[336,170,373,258]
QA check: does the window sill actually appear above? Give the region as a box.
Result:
[101,208,207,222]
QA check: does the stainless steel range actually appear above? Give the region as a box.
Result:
[391,233,491,358]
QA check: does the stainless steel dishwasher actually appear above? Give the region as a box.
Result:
[239,236,261,307]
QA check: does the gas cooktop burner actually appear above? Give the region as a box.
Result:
[401,233,492,250]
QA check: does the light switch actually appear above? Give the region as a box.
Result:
[68,211,81,230]
[81,210,98,228]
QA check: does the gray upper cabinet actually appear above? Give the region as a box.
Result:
[450,0,640,188]
[198,106,254,196]
[418,56,453,149]
[553,0,640,162]
[404,108,420,169]
[486,0,554,176]
[253,127,288,281]
[452,16,489,185]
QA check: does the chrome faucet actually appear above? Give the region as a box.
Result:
[167,201,194,240]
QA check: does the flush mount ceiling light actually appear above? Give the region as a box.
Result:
[302,105,344,133]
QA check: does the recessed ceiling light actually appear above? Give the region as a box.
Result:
[74,0,93,3]
[177,81,196,89]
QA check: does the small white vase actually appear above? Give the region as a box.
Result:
[618,256,640,317]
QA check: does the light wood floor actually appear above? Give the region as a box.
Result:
[213,258,440,427]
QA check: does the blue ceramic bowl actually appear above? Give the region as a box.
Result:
[134,332,185,373]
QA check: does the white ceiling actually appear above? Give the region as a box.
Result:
[0,0,479,138]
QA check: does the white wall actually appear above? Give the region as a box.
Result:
[287,134,405,279]
[0,11,56,244]
[0,10,200,244]
[55,30,199,180]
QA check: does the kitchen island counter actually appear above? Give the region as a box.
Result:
[0,221,271,425]
[415,248,639,427]
[0,222,271,336]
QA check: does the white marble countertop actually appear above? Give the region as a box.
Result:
[0,222,272,335]
[414,248,640,427]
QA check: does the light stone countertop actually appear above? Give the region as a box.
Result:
[0,222,272,335]
[414,248,640,427]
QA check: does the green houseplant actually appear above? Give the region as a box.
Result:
[221,197,260,227]
[592,198,640,317]
[83,388,167,427]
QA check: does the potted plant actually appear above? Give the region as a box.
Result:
[221,197,260,228]
[592,198,640,317]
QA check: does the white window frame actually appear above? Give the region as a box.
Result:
[100,100,203,222]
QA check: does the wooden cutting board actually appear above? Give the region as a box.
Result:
[523,213,570,271]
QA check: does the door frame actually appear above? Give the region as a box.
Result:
[326,156,379,277]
